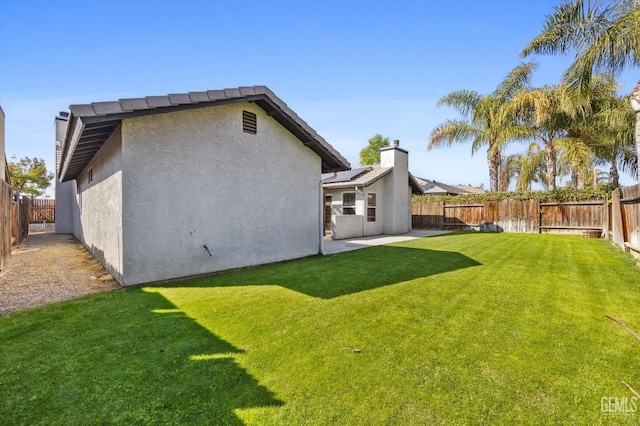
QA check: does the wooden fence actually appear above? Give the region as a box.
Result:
[12,196,30,246]
[412,199,605,235]
[29,198,55,223]
[412,182,640,259]
[0,180,11,270]
[610,184,640,259]
[29,198,55,232]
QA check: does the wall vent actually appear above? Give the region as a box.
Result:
[243,111,257,134]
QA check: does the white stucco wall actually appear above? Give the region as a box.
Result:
[120,102,322,285]
[327,180,386,239]
[381,146,411,234]
[54,117,76,234]
[73,128,124,282]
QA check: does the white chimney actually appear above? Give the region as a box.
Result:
[380,140,411,234]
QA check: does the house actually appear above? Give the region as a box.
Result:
[322,140,422,239]
[414,177,484,195]
[55,86,350,286]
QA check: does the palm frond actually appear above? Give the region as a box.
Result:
[428,120,483,150]
[437,90,482,117]
[494,62,537,100]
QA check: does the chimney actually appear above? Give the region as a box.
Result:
[379,140,411,234]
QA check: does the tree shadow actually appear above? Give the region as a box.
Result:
[0,290,283,425]
[172,244,481,299]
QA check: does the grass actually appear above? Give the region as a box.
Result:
[1,232,640,424]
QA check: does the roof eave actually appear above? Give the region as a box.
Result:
[57,87,350,181]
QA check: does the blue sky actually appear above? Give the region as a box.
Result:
[1,0,637,195]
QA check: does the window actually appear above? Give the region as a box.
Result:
[243,110,257,134]
[342,192,356,215]
[88,168,93,184]
[367,193,377,222]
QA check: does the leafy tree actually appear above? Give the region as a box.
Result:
[359,134,390,166]
[428,62,537,192]
[8,156,54,197]
[522,0,640,180]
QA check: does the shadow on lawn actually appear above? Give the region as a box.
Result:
[136,291,284,424]
[0,290,284,425]
[178,244,481,299]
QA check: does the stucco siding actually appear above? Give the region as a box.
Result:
[120,102,321,285]
[327,179,386,239]
[55,117,76,234]
[73,128,124,282]
[381,147,411,234]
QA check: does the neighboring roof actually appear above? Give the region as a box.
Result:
[408,173,424,195]
[415,177,467,195]
[451,184,485,194]
[57,86,350,182]
[323,165,423,195]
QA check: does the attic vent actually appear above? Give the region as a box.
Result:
[242,111,257,134]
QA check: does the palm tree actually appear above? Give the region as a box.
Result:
[507,85,569,190]
[506,145,547,191]
[428,63,537,191]
[507,75,619,189]
[591,91,638,186]
[521,0,640,180]
[633,83,640,177]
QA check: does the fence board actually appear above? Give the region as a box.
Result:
[539,201,604,235]
[0,181,11,270]
[12,196,30,246]
[412,199,604,235]
[620,184,640,256]
[29,198,55,223]
[412,201,444,229]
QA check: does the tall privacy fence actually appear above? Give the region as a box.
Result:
[29,198,56,232]
[0,193,45,271]
[412,183,640,260]
[0,180,11,271]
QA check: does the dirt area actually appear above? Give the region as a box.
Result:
[0,232,120,315]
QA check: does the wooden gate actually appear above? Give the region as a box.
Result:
[29,198,55,232]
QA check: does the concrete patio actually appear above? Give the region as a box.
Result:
[322,229,450,254]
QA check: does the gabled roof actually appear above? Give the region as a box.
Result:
[323,165,424,195]
[321,166,371,184]
[323,165,392,190]
[57,86,350,182]
[414,177,483,195]
[451,184,485,194]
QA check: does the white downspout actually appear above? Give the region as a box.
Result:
[319,172,337,255]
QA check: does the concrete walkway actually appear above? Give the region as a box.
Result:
[322,229,450,254]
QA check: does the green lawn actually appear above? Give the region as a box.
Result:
[1,233,639,425]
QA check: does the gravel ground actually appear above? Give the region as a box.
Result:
[0,232,120,315]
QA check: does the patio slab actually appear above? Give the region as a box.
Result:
[322,230,450,254]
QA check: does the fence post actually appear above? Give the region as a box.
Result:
[610,189,625,249]
[603,195,609,240]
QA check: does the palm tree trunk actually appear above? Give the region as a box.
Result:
[571,169,579,188]
[609,160,619,188]
[487,147,501,192]
[546,141,557,191]
[632,81,640,183]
